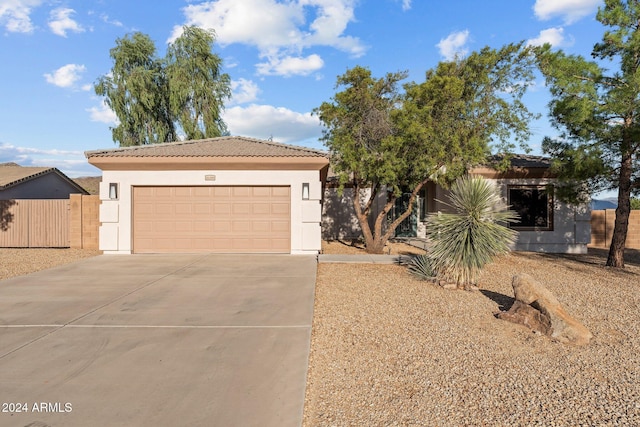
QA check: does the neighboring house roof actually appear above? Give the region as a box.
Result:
[472,154,554,179]
[0,163,89,194]
[85,136,330,171]
[487,154,552,169]
[326,154,554,186]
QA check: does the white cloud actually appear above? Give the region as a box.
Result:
[527,27,573,47]
[87,99,118,125]
[533,0,601,24]
[437,30,470,60]
[44,64,86,88]
[170,0,365,76]
[223,104,322,145]
[0,0,43,33]
[230,78,260,105]
[397,0,411,11]
[257,54,324,76]
[100,14,123,27]
[48,7,84,37]
[0,141,100,177]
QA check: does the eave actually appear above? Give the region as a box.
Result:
[87,156,330,171]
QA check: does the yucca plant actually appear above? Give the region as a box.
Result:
[408,254,436,281]
[426,176,519,290]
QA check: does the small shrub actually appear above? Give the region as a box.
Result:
[408,254,436,281]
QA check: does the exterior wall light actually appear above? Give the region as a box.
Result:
[109,183,119,200]
[302,183,310,200]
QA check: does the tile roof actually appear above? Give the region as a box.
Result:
[85,136,328,159]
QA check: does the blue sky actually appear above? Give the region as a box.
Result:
[0,0,605,178]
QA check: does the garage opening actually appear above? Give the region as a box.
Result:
[133,186,291,253]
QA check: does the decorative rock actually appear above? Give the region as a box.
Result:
[497,273,593,346]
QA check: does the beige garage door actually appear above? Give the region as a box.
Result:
[133,186,291,253]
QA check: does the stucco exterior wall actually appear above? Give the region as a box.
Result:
[98,169,323,255]
[322,187,387,241]
[324,178,590,254]
[493,178,590,254]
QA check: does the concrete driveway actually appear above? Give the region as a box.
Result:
[0,254,317,427]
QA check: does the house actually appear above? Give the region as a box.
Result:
[322,154,591,254]
[85,136,329,255]
[0,163,89,199]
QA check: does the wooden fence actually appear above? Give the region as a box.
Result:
[591,209,640,249]
[0,195,99,249]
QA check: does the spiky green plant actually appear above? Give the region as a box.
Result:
[408,254,436,281]
[426,176,519,289]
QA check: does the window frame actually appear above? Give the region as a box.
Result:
[507,184,554,231]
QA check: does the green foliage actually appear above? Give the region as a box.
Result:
[315,44,537,253]
[426,176,519,289]
[631,198,640,210]
[407,254,436,281]
[397,43,539,182]
[95,26,231,146]
[534,0,640,266]
[166,26,231,140]
[95,32,175,146]
[315,66,409,195]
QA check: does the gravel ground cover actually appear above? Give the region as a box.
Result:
[304,247,640,426]
[0,248,101,280]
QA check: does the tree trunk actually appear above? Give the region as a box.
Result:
[352,180,428,254]
[606,151,633,268]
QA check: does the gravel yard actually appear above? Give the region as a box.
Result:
[304,247,640,426]
[0,248,101,280]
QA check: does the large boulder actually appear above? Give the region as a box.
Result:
[497,274,593,346]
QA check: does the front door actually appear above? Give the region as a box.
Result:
[391,193,417,237]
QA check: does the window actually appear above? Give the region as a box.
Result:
[508,185,553,231]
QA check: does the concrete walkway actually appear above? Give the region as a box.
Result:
[0,254,316,427]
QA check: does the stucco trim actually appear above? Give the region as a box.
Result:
[88,156,329,171]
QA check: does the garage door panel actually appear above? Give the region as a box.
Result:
[175,222,193,232]
[194,203,211,214]
[271,221,289,232]
[232,221,251,232]
[272,203,290,215]
[252,203,270,215]
[252,221,270,232]
[252,187,272,197]
[232,203,251,215]
[272,187,290,198]
[232,187,251,197]
[174,187,192,197]
[212,187,230,197]
[194,221,212,232]
[154,188,174,197]
[212,203,230,214]
[212,221,232,232]
[155,204,174,215]
[175,204,192,214]
[134,186,290,253]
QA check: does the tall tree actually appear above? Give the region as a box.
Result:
[316,43,536,254]
[95,26,231,146]
[95,32,176,146]
[167,26,231,139]
[536,0,640,267]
